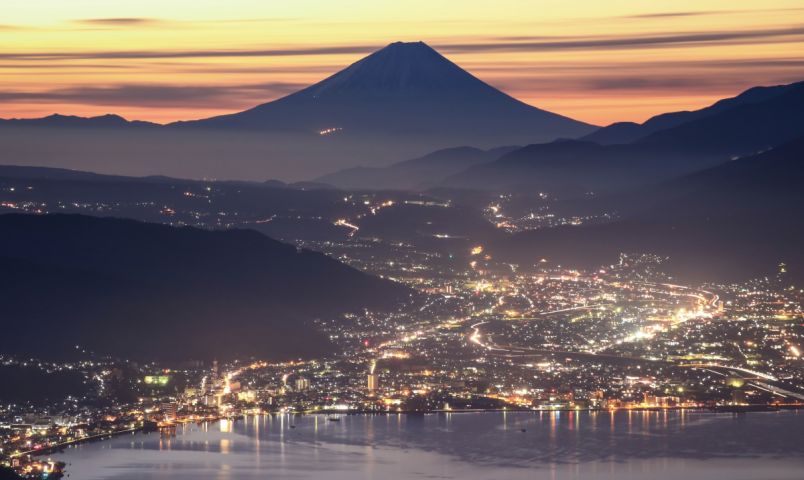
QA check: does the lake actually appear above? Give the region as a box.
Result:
[52,410,804,479]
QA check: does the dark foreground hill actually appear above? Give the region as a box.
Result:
[490,136,804,283]
[0,214,410,360]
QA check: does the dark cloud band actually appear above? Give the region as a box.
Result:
[73,18,163,27]
[0,83,305,107]
[1,25,802,61]
[443,26,804,53]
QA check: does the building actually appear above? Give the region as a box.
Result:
[161,402,178,422]
[367,374,378,393]
[295,377,310,391]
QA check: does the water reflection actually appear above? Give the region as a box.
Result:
[52,410,804,480]
[219,418,232,433]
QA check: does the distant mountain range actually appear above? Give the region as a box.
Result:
[440,80,804,195]
[582,81,804,145]
[490,135,804,282]
[2,130,802,284]
[314,79,804,194]
[0,113,158,129]
[0,42,593,180]
[316,145,518,190]
[0,164,328,190]
[0,214,410,360]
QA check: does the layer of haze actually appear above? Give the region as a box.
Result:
[2,0,804,125]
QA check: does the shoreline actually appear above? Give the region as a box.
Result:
[21,426,143,459]
[25,403,802,459]
[305,403,803,415]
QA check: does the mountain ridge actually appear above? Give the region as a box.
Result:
[316,145,519,190]
[442,79,804,195]
[0,113,159,128]
[0,213,411,360]
[582,81,803,145]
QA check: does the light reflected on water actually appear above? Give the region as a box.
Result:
[51,410,804,480]
[219,418,232,433]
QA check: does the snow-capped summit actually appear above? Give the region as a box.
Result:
[178,41,594,145]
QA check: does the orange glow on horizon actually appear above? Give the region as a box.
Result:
[1,1,803,125]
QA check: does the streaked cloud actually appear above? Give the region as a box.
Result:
[1,25,802,62]
[623,11,731,19]
[0,45,375,61]
[0,63,136,70]
[470,57,804,74]
[74,18,164,27]
[446,26,804,53]
[0,83,306,108]
[620,6,804,20]
[491,73,794,95]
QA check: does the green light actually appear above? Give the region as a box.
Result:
[144,375,170,386]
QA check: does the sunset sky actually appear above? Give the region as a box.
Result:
[3,0,804,125]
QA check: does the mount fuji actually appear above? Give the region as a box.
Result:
[175,41,594,145]
[0,41,593,180]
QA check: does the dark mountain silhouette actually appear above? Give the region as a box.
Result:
[490,136,804,282]
[0,164,335,190]
[316,145,517,190]
[0,214,411,360]
[636,81,804,153]
[584,133,804,218]
[0,164,179,183]
[582,81,803,145]
[0,164,490,246]
[444,80,804,195]
[442,139,701,196]
[0,113,158,129]
[175,42,594,145]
